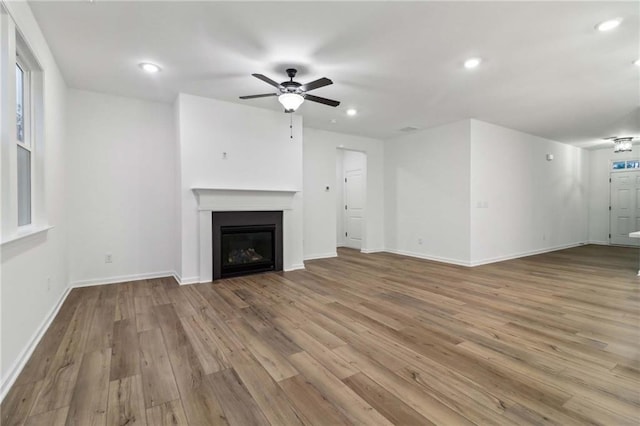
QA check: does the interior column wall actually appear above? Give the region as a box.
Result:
[303,127,384,260]
[176,94,304,282]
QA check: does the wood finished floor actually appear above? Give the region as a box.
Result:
[2,245,639,425]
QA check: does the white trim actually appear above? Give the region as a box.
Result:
[468,242,586,267]
[178,277,200,285]
[285,263,305,272]
[0,285,71,402]
[192,187,300,281]
[193,187,298,194]
[587,240,609,246]
[192,187,298,212]
[171,271,200,286]
[386,242,588,267]
[0,224,52,245]
[70,271,176,288]
[361,248,385,254]
[304,252,337,261]
[384,248,471,266]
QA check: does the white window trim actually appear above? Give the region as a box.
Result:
[0,6,49,244]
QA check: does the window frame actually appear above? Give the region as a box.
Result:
[611,159,640,172]
[0,6,49,245]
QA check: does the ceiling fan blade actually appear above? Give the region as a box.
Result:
[252,73,282,89]
[239,93,278,99]
[300,77,333,92]
[304,94,340,107]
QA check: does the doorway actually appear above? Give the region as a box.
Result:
[610,169,640,246]
[336,149,366,250]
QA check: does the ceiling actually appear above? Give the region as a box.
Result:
[28,1,639,148]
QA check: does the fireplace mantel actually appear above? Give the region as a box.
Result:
[192,188,298,211]
[191,187,302,283]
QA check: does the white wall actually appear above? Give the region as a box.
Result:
[176,94,304,281]
[0,1,68,396]
[384,120,471,264]
[66,89,176,286]
[588,147,638,244]
[470,119,589,264]
[303,128,384,259]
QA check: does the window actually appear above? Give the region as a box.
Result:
[1,8,45,243]
[611,160,640,172]
[16,57,31,226]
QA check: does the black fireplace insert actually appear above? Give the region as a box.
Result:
[212,211,283,280]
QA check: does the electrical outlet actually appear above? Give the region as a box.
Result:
[418,238,423,245]
[105,253,113,263]
[47,277,51,291]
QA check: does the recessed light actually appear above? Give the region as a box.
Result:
[634,59,640,67]
[139,62,161,73]
[596,19,621,32]
[464,57,481,69]
[346,109,357,116]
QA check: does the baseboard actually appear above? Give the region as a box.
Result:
[285,263,306,272]
[0,286,71,402]
[70,271,176,288]
[587,240,609,246]
[384,248,471,266]
[303,252,337,261]
[468,242,586,267]
[173,272,199,286]
[385,242,590,268]
[361,248,385,254]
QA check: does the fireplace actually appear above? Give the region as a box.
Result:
[212,211,283,280]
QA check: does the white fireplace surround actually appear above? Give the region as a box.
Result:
[192,188,301,283]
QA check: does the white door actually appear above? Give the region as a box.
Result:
[610,171,640,246]
[344,169,364,249]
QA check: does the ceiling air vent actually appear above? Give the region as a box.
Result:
[399,126,420,132]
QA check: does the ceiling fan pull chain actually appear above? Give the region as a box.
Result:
[290,114,294,140]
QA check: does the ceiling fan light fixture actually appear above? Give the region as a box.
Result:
[278,93,304,112]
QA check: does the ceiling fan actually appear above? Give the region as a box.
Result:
[603,136,639,153]
[239,68,340,113]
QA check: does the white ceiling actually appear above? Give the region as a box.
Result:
[28,1,639,147]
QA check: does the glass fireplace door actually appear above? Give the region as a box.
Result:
[220,225,275,277]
